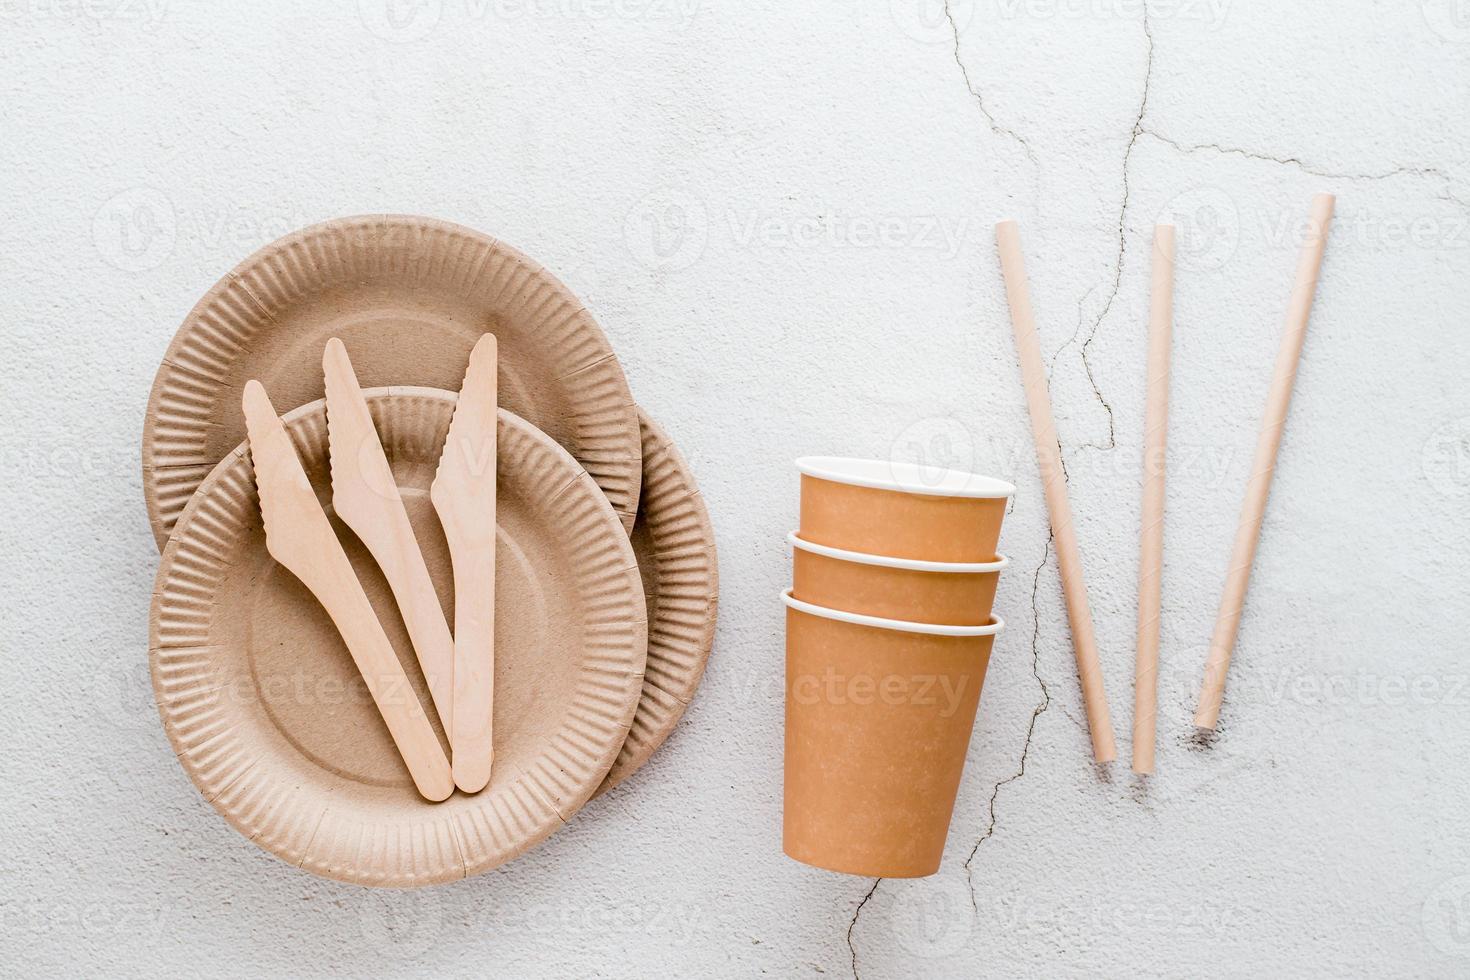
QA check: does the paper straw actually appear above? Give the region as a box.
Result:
[995,220,1118,764]
[1133,225,1174,774]
[1194,194,1335,729]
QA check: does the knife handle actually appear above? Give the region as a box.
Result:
[367,517,456,735]
[311,549,455,803]
[443,526,495,794]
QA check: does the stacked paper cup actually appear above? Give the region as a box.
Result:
[783,457,1015,878]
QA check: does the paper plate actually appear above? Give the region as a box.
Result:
[150,388,647,887]
[143,215,641,549]
[597,411,719,795]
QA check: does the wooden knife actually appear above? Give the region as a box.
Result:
[243,380,453,803]
[323,337,455,736]
[431,334,498,794]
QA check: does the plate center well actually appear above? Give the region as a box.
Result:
[244,481,551,789]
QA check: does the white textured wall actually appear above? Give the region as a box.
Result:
[3,1,1469,976]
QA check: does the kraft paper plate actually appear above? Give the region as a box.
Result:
[597,411,719,795]
[150,388,647,887]
[143,214,641,549]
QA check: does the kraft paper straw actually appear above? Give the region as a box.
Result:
[1133,225,1174,774]
[1194,193,1335,729]
[995,220,1118,764]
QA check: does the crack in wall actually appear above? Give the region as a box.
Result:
[1075,3,1154,455]
[963,534,1054,912]
[1048,283,1097,380]
[1139,131,1458,184]
[847,878,881,980]
[943,0,1038,165]
[1031,7,1154,458]
[1140,130,1470,210]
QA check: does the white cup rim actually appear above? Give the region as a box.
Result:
[788,532,1009,574]
[782,589,1005,637]
[796,456,1016,500]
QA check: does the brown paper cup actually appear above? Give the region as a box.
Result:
[782,591,1002,878]
[789,532,1007,627]
[796,457,1014,562]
